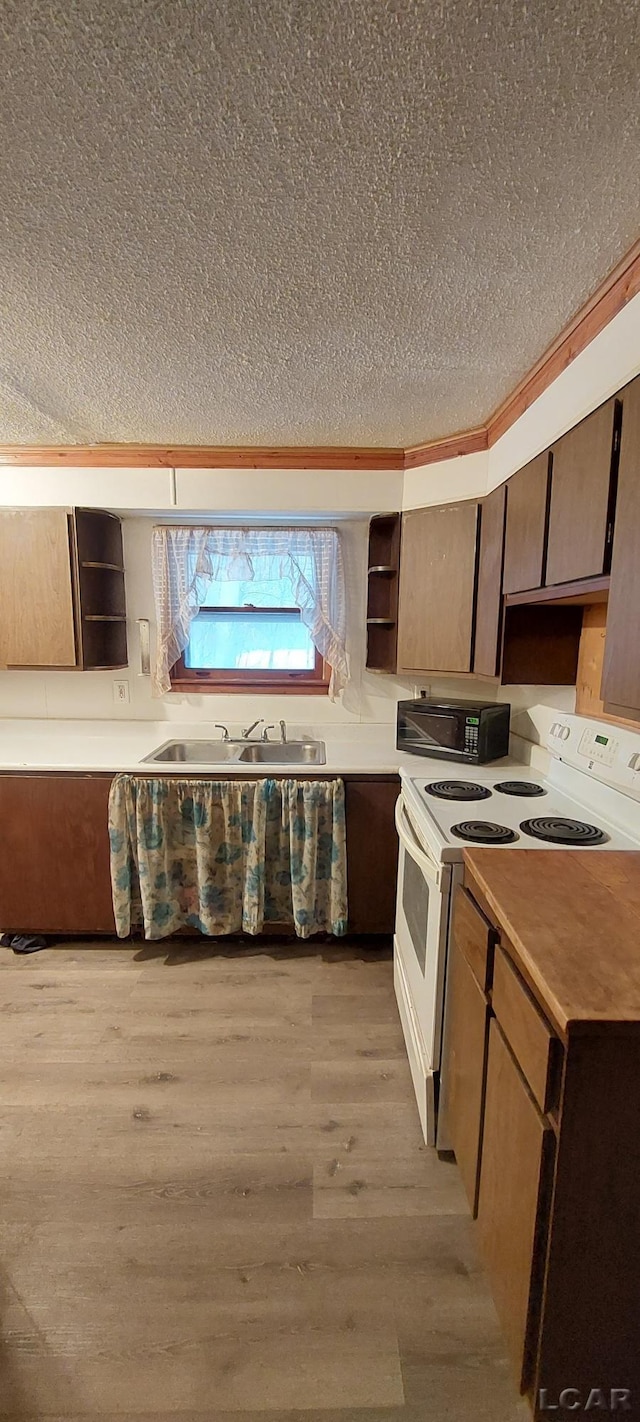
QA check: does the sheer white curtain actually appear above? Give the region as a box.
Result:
[151,526,350,699]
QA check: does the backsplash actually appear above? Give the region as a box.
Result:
[0,515,575,750]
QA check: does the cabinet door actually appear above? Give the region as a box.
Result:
[476,1020,555,1393]
[602,376,640,716]
[503,453,550,594]
[345,778,399,933]
[0,776,115,933]
[0,509,77,667]
[443,937,490,1215]
[397,502,479,673]
[473,483,506,677]
[545,400,616,585]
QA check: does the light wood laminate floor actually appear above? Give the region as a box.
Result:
[0,939,527,1421]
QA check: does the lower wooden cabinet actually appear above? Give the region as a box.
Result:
[344,777,399,933]
[0,772,399,938]
[447,869,640,1417]
[444,936,490,1215]
[476,1020,555,1392]
[0,774,115,933]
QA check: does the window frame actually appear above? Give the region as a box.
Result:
[170,604,330,695]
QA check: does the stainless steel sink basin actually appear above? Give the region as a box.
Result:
[142,740,242,764]
[238,740,326,764]
[141,738,326,766]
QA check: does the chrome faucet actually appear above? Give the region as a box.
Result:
[241,718,264,739]
[213,724,230,742]
[279,720,287,743]
[261,724,276,741]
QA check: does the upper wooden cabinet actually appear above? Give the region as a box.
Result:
[545,399,618,586]
[0,507,127,670]
[365,513,401,673]
[0,509,77,667]
[502,453,550,595]
[602,375,640,716]
[397,501,479,674]
[473,483,506,678]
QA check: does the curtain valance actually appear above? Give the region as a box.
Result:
[151,525,349,698]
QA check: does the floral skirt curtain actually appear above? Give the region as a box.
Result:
[108,775,348,941]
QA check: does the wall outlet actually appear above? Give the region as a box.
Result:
[113,680,130,704]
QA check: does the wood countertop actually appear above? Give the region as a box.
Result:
[463,849,640,1039]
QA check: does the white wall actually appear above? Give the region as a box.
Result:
[402,450,489,510]
[0,465,404,516]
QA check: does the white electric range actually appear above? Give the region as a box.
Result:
[393,713,640,1146]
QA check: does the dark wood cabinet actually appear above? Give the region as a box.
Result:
[503,453,550,594]
[0,774,115,933]
[0,772,399,939]
[602,375,640,717]
[476,1019,555,1393]
[443,935,490,1215]
[344,776,399,934]
[365,514,401,672]
[473,483,506,677]
[546,400,618,586]
[453,858,640,1416]
[397,502,479,673]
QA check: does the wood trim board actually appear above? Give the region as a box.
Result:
[0,239,638,472]
[0,444,405,470]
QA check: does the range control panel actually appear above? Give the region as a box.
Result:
[577,728,619,768]
[548,715,640,799]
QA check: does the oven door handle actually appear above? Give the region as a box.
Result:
[395,794,442,888]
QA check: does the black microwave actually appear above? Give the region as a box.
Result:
[396,697,511,764]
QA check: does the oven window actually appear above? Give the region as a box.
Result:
[402,851,431,973]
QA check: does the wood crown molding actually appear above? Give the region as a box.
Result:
[0,444,404,471]
[0,238,638,473]
[486,235,640,447]
[404,236,640,468]
[403,426,488,470]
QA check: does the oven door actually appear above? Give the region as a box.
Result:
[393,793,452,1144]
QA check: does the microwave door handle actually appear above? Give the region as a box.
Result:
[395,795,442,888]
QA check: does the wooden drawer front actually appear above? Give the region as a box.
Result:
[492,946,559,1114]
[452,886,495,991]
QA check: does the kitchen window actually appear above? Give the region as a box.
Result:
[151,525,349,698]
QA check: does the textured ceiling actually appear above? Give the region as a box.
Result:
[1,0,639,448]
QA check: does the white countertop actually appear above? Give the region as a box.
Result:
[0,719,541,777]
[0,719,412,775]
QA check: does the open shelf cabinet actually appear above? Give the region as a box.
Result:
[74,510,128,669]
[366,513,401,672]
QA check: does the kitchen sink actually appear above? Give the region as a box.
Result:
[142,740,243,764]
[141,738,326,765]
[238,740,326,764]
